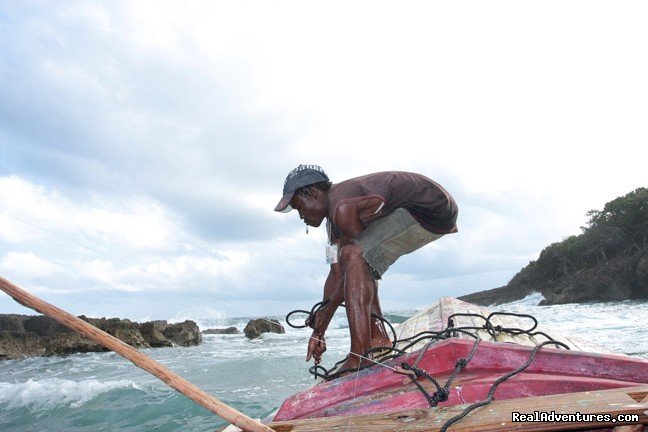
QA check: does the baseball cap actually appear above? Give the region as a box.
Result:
[274,164,329,212]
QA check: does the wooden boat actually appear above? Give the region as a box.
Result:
[263,297,648,431]
[2,278,645,431]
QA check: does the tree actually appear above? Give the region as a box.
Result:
[520,187,647,285]
[584,187,648,254]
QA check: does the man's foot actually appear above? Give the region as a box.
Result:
[370,335,392,349]
[333,354,373,377]
[369,334,393,357]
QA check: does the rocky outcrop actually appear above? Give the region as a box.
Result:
[0,315,201,360]
[460,248,648,306]
[202,326,240,335]
[45,333,105,357]
[0,331,46,359]
[243,318,285,339]
[0,314,27,332]
[140,320,173,347]
[162,320,201,346]
[80,317,148,348]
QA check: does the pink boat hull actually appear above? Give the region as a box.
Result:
[274,338,648,421]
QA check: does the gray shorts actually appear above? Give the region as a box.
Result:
[355,208,444,280]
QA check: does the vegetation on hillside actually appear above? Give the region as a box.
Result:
[516,188,648,283]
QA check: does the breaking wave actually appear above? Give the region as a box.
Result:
[0,378,141,410]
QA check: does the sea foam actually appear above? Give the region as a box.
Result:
[499,292,546,307]
[0,378,141,410]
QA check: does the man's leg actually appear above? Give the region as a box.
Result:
[338,209,443,371]
[370,281,391,349]
[339,242,374,370]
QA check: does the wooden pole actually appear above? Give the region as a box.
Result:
[0,276,274,432]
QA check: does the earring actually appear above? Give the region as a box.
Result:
[305,223,309,234]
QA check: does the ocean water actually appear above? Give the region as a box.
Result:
[1,297,647,431]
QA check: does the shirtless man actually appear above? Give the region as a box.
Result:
[274,165,458,371]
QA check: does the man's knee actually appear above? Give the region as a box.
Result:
[339,242,364,266]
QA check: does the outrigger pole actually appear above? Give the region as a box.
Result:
[0,276,273,432]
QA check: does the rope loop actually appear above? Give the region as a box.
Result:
[287,299,578,431]
[286,299,331,329]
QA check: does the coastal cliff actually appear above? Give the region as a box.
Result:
[460,188,648,306]
[0,315,201,360]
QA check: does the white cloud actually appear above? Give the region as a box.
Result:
[0,176,179,252]
[0,252,60,278]
[1,1,646,319]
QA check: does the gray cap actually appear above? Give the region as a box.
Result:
[274,164,329,212]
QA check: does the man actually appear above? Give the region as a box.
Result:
[274,164,458,372]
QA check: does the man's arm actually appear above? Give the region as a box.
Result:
[309,200,365,333]
[308,257,343,332]
[306,262,342,364]
[306,203,366,364]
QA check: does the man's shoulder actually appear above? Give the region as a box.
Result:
[333,171,430,191]
[333,171,412,186]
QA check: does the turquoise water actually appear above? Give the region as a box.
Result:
[1,300,647,431]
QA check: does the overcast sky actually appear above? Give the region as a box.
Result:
[1,1,646,322]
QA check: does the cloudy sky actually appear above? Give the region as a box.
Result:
[1,1,646,321]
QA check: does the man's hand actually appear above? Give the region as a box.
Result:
[306,331,327,364]
[305,310,318,329]
[306,301,331,330]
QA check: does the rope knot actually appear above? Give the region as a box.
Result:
[433,388,449,402]
[455,358,468,369]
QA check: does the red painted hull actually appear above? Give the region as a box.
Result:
[274,338,648,421]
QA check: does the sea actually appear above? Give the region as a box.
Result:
[1,295,647,432]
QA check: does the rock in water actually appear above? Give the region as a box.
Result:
[23,315,72,336]
[0,331,46,359]
[0,315,27,332]
[140,321,173,347]
[45,333,105,357]
[97,318,148,348]
[202,326,240,335]
[0,315,202,360]
[163,320,202,346]
[243,318,285,339]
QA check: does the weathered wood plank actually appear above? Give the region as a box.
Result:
[612,425,645,432]
[269,385,648,431]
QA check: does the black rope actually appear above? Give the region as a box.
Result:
[400,338,481,408]
[401,338,481,408]
[286,300,576,431]
[287,298,400,380]
[286,301,570,381]
[285,300,398,345]
[439,339,569,432]
[285,299,330,329]
[446,311,539,338]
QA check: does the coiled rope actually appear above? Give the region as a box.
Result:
[286,300,572,429]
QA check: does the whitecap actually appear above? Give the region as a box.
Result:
[498,292,546,307]
[0,378,142,410]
